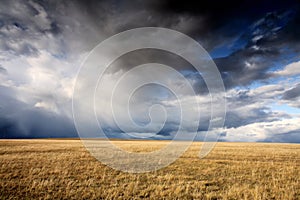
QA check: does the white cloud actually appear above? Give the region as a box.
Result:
[221,118,300,142]
[0,49,81,119]
[272,60,300,77]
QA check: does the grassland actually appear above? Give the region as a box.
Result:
[0,139,299,199]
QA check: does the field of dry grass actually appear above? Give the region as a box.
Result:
[0,139,299,199]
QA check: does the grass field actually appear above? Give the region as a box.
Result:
[0,140,299,199]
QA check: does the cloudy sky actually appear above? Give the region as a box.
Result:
[0,0,300,142]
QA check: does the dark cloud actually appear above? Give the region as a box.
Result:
[107,49,208,94]
[159,0,298,20]
[69,0,300,90]
[0,0,63,57]
[262,131,300,143]
[224,88,291,129]
[224,108,289,129]
[0,86,76,138]
[0,66,7,74]
[282,83,300,100]
[214,8,300,88]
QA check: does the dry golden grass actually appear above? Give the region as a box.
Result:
[0,139,299,199]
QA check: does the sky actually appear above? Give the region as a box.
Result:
[0,0,300,142]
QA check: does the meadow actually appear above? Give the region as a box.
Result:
[0,139,299,199]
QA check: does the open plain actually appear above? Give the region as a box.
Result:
[0,140,299,199]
